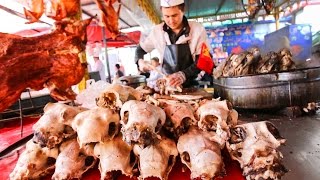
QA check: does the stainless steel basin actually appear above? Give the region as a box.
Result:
[212,67,320,109]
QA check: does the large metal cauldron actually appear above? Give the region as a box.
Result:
[119,75,146,88]
[212,67,320,109]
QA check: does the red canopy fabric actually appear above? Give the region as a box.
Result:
[13,24,140,48]
[86,24,141,47]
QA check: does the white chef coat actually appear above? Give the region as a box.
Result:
[92,59,106,81]
[140,21,212,64]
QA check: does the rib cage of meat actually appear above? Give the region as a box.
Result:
[0,18,92,112]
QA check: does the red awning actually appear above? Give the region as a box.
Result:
[86,24,141,47]
[14,23,140,48]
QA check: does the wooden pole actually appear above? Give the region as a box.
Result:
[72,0,89,92]
[102,27,112,83]
[274,7,280,30]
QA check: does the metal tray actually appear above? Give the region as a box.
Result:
[212,67,320,109]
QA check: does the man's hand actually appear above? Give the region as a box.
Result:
[167,71,186,87]
[138,59,152,72]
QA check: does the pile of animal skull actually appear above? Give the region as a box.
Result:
[10,83,288,180]
[214,48,296,78]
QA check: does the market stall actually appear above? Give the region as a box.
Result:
[1,0,320,180]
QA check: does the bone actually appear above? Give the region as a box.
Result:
[120,100,166,146]
[32,103,87,148]
[72,107,120,148]
[94,135,137,179]
[133,136,178,180]
[52,138,97,180]
[10,140,59,180]
[226,121,287,180]
[96,84,143,109]
[163,102,197,138]
[177,126,225,179]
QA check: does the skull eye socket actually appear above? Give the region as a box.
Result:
[129,150,137,167]
[63,125,74,134]
[176,117,192,135]
[155,119,163,133]
[181,151,190,163]
[46,157,56,166]
[123,111,129,124]
[84,156,95,166]
[108,122,118,137]
[226,101,233,110]
[203,115,218,131]
[266,122,282,139]
[167,155,175,167]
[229,127,246,144]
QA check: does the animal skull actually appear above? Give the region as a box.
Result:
[9,140,59,180]
[96,84,142,109]
[162,102,197,138]
[133,136,178,180]
[177,126,224,180]
[32,102,86,148]
[93,134,137,179]
[52,138,97,180]
[196,100,238,147]
[120,100,166,146]
[226,121,287,180]
[72,107,120,148]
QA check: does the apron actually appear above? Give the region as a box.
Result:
[162,40,195,87]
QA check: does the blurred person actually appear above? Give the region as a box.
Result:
[146,57,163,89]
[115,63,124,78]
[212,47,228,64]
[92,56,106,81]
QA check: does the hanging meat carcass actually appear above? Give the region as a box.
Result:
[23,0,80,23]
[23,0,121,37]
[94,0,121,39]
[0,18,92,112]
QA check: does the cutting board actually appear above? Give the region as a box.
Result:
[174,87,213,99]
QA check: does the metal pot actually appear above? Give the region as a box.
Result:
[118,75,146,88]
[212,67,320,109]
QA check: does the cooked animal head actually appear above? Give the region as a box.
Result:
[94,135,137,179]
[177,126,224,179]
[72,107,120,148]
[120,100,166,146]
[226,121,287,180]
[9,140,58,180]
[133,137,178,180]
[163,102,197,138]
[32,102,86,148]
[96,84,142,109]
[52,138,97,180]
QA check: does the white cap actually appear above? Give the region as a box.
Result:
[160,0,184,7]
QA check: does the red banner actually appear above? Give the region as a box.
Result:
[197,43,214,74]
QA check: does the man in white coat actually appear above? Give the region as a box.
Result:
[92,56,106,81]
[135,0,211,87]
